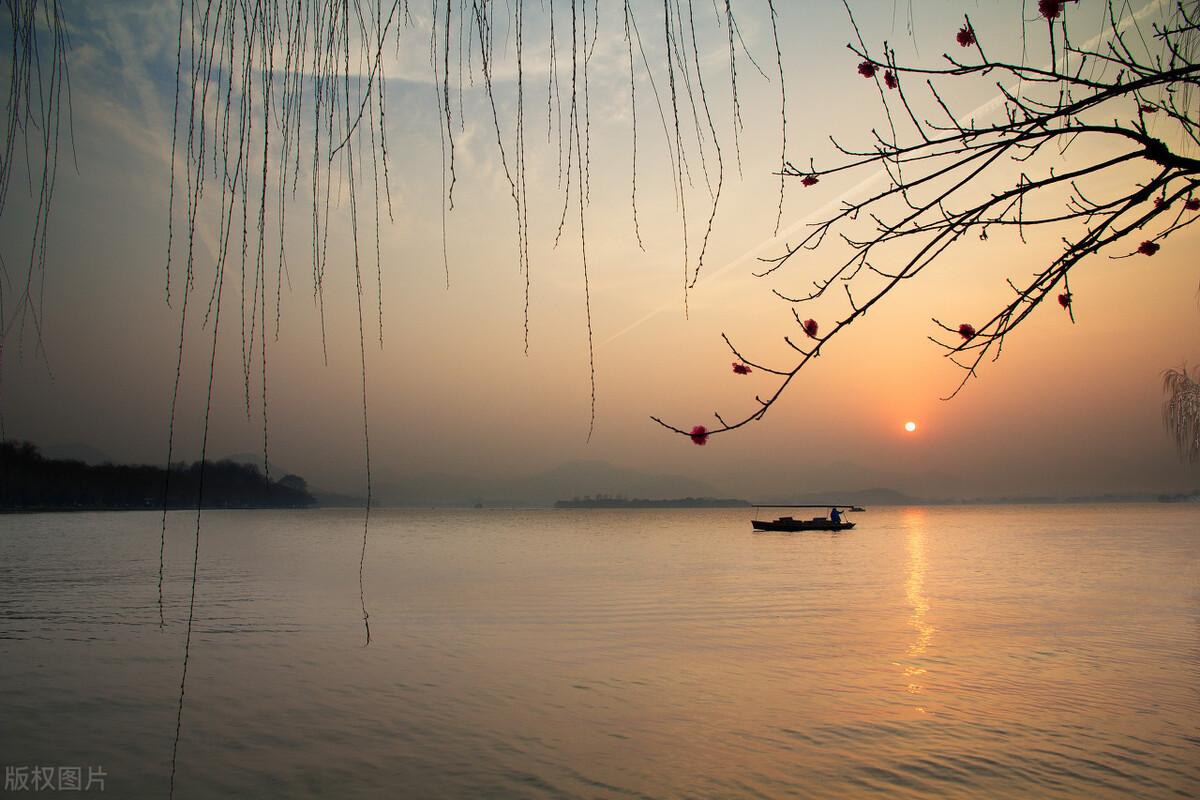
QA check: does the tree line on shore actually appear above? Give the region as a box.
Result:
[2,441,315,511]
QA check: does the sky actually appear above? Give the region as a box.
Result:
[3,0,1199,501]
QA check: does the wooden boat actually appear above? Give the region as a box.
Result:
[751,504,865,533]
[752,516,855,532]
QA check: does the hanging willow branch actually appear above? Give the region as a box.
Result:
[145,1,782,465]
[138,0,788,794]
[4,3,790,793]
[655,0,1200,444]
[0,0,73,393]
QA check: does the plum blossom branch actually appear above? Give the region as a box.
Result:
[657,0,1200,443]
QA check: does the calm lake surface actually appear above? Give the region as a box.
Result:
[1,505,1198,798]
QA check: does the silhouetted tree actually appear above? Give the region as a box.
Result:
[1162,366,1200,463]
[0,441,315,510]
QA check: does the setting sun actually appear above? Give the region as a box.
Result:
[905,421,918,433]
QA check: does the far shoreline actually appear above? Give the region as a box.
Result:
[4,497,1199,516]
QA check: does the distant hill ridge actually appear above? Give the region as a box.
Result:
[776,488,923,506]
[371,459,720,507]
[554,496,750,508]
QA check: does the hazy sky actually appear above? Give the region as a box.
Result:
[4,0,1199,499]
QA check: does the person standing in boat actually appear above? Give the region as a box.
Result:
[830,507,842,525]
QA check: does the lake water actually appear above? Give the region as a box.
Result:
[1,505,1198,798]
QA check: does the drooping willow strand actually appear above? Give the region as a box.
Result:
[159,4,402,795]
[0,0,72,379]
[1,0,794,789]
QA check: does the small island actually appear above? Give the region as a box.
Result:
[2,441,316,512]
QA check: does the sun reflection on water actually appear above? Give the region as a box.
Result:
[901,508,935,711]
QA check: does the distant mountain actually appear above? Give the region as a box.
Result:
[223,452,370,507]
[555,496,750,508]
[373,459,719,507]
[518,460,718,505]
[763,487,925,506]
[372,471,497,507]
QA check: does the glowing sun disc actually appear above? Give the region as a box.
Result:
[904,421,917,432]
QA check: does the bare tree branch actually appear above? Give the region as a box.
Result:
[657,0,1200,443]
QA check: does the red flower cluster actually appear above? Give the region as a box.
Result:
[1139,104,1158,114]
[884,70,898,89]
[690,425,709,446]
[956,25,976,47]
[1058,292,1072,309]
[1038,0,1063,19]
[1186,198,1200,211]
[1154,197,1166,208]
[732,363,752,375]
[858,61,877,78]
[958,323,976,341]
[1138,240,1160,256]
[802,319,819,338]
[801,174,819,187]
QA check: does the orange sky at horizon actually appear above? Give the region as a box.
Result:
[3,0,1198,500]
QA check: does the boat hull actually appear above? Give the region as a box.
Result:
[752,519,855,532]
